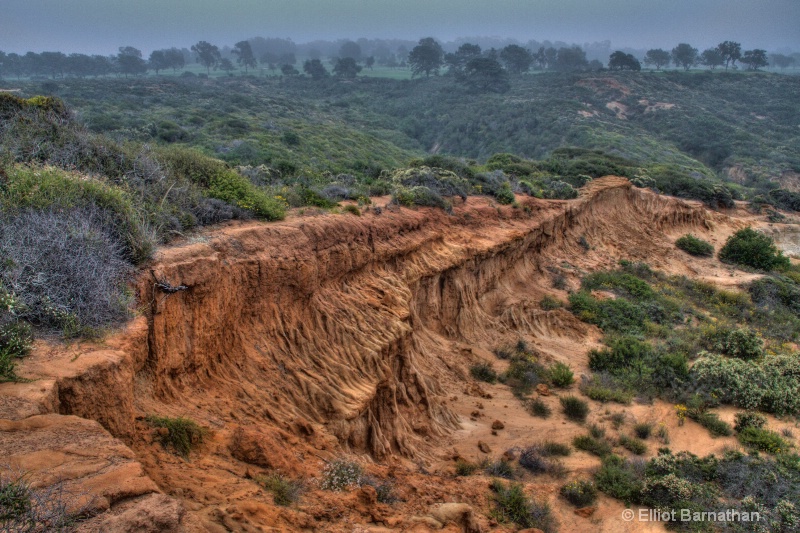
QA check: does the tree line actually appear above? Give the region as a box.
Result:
[1,37,794,82]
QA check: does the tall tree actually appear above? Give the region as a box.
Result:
[40,51,67,79]
[148,50,169,74]
[408,37,444,78]
[644,49,670,70]
[462,57,509,93]
[741,49,768,71]
[534,47,558,70]
[770,53,795,70]
[164,48,185,72]
[333,57,362,78]
[671,43,698,71]
[716,41,741,71]
[499,44,533,75]
[232,40,256,73]
[445,43,481,74]
[191,41,221,74]
[116,46,147,77]
[608,51,641,71]
[700,48,724,70]
[554,46,588,72]
[303,58,328,79]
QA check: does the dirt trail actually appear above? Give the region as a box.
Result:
[1,177,779,532]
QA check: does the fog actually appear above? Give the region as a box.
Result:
[2,0,798,55]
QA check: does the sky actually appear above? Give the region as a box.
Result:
[2,0,798,55]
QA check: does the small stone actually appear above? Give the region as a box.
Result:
[491,420,505,430]
[476,402,484,409]
[491,430,498,436]
[574,507,597,518]
[536,384,551,396]
[478,441,491,453]
[471,410,481,418]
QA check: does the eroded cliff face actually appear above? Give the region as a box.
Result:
[129,177,719,459]
[2,177,741,531]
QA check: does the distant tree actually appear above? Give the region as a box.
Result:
[303,58,328,79]
[164,48,185,72]
[148,50,169,74]
[700,48,724,70]
[608,51,640,71]
[260,52,279,73]
[499,44,533,75]
[307,48,322,61]
[333,57,362,78]
[534,46,558,70]
[554,46,588,72]
[741,49,768,71]
[462,57,510,93]
[65,53,95,78]
[644,49,670,70]
[280,64,299,76]
[588,59,604,71]
[232,40,257,73]
[116,46,147,77]
[671,43,698,71]
[339,41,362,61]
[717,41,741,71]
[365,56,375,70]
[40,51,67,78]
[218,57,236,74]
[4,53,23,78]
[191,41,221,74]
[408,37,444,78]
[91,55,113,77]
[0,51,6,79]
[279,52,296,66]
[770,53,795,70]
[445,43,482,74]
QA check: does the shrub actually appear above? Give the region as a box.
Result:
[321,459,363,491]
[0,467,87,530]
[588,337,652,375]
[343,204,361,216]
[633,422,653,440]
[689,411,733,437]
[539,441,572,457]
[560,479,598,507]
[548,362,574,388]
[733,412,767,433]
[254,473,304,506]
[145,415,208,458]
[594,455,644,505]
[485,459,516,479]
[737,427,791,454]
[519,447,567,477]
[455,460,479,476]
[675,234,714,257]
[619,435,648,455]
[561,396,589,422]
[573,434,613,458]
[490,480,557,532]
[718,227,790,271]
[528,398,552,419]
[470,362,498,384]
[656,425,670,445]
[582,382,633,404]
[713,327,764,360]
[540,295,562,310]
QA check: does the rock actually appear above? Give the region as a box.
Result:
[491,420,504,430]
[77,493,184,533]
[229,425,297,474]
[478,441,491,453]
[518,529,546,533]
[536,384,551,396]
[574,506,597,518]
[491,430,497,436]
[429,502,482,533]
[471,410,481,418]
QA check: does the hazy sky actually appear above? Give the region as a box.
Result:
[2,0,798,54]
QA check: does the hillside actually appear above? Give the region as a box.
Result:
[2,177,800,531]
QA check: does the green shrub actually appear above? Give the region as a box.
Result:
[528,398,552,418]
[573,434,613,457]
[713,327,764,360]
[633,422,654,440]
[519,446,567,478]
[494,183,516,205]
[254,473,304,506]
[689,411,733,437]
[718,228,790,271]
[490,480,557,532]
[594,455,644,505]
[733,411,767,433]
[485,459,516,479]
[343,204,361,216]
[540,295,562,310]
[737,427,791,454]
[470,362,498,384]
[619,435,648,455]
[145,415,208,458]
[561,396,589,422]
[560,479,598,507]
[539,441,572,457]
[321,459,363,491]
[675,234,714,257]
[582,382,633,404]
[588,337,653,374]
[548,362,574,388]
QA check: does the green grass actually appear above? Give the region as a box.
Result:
[737,427,792,454]
[560,396,590,422]
[573,434,613,457]
[675,234,714,257]
[253,473,304,506]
